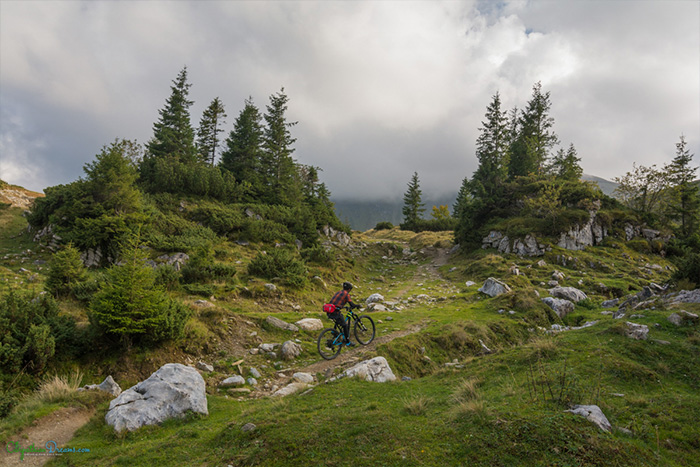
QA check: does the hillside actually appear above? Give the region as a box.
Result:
[334,174,617,230]
[1,198,699,466]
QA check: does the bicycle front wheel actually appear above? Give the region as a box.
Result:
[354,315,375,345]
[317,328,343,360]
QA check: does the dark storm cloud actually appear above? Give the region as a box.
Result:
[1,0,698,200]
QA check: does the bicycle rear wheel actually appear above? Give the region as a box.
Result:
[317,328,343,360]
[354,315,375,345]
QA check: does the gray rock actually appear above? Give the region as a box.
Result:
[368,303,387,312]
[80,375,122,396]
[241,422,256,432]
[566,405,612,432]
[249,367,262,379]
[366,293,385,305]
[542,297,575,318]
[551,270,565,281]
[478,277,511,297]
[196,361,214,373]
[292,372,314,384]
[465,281,476,287]
[272,382,309,397]
[279,340,302,361]
[264,283,278,293]
[344,357,396,383]
[625,322,649,340]
[246,378,258,386]
[220,375,246,387]
[558,212,607,250]
[294,318,324,331]
[259,343,278,352]
[601,298,619,308]
[105,363,208,433]
[193,300,213,308]
[548,286,588,303]
[157,252,189,271]
[668,311,699,326]
[265,316,299,332]
[667,289,700,304]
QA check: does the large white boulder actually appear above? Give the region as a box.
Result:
[105,363,208,433]
[343,357,396,383]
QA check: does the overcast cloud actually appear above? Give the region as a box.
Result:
[1,0,698,201]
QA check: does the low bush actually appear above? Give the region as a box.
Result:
[247,248,307,288]
[374,221,394,230]
[627,238,651,254]
[301,246,333,266]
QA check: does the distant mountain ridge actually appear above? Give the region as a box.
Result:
[333,174,618,231]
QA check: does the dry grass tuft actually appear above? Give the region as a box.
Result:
[36,370,83,403]
[402,394,433,416]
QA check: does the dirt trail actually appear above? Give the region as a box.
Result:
[2,407,94,467]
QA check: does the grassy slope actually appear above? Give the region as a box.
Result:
[1,205,698,466]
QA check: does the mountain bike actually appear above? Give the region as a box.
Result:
[317,305,376,360]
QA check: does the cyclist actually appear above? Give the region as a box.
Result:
[326,282,360,346]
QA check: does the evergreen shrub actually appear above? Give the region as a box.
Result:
[301,246,333,266]
[247,248,307,288]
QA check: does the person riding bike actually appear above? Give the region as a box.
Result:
[326,282,360,346]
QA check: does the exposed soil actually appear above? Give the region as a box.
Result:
[1,407,94,467]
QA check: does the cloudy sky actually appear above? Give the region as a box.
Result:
[1,0,698,201]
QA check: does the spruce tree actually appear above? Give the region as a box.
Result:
[146,66,197,164]
[667,135,700,238]
[509,82,559,177]
[472,92,509,202]
[263,88,300,205]
[402,172,424,230]
[197,97,227,165]
[220,97,265,198]
[550,143,583,181]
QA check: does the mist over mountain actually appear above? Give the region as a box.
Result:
[333,174,618,231]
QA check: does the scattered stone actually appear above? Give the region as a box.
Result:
[625,322,649,340]
[478,277,511,297]
[551,270,565,281]
[105,363,208,433]
[366,293,385,305]
[292,372,314,384]
[668,310,699,326]
[548,286,588,303]
[368,303,388,312]
[241,423,256,432]
[509,265,520,276]
[667,288,700,304]
[192,299,213,308]
[79,375,122,396]
[249,367,262,379]
[479,339,493,354]
[265,316,299,332]
[465,281,476,287]
[402,376,412,382]
[536,260,547,267]
[343,357,397,383]
[272,382,309,397]
[601,298,619,308]
[246,378,258,386]
[196,361,214,373]
[295,318,324,331]
[279,340,303,360]
[157,252,189,271]
[220,375,246,387]
[542,297,575,318]
[566,404,611,432]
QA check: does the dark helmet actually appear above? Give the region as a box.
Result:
[342,282,353,291]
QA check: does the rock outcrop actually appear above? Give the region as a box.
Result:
[265,316,299,332]
[78,375,122,396]
[279,340,303,360]
[105,363,208,433]
[294,318,324,331]
[482,231,545,256]
[624,322,649,340]
[558,211,607,251]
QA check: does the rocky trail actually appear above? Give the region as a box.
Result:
[2,407,94,467]
[2,246,452,455]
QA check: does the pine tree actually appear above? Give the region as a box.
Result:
[402,172,424,230]
[220,97,265,198]
[472,92,509,201]
[146,66,197,164]
[509,82,559,177]
[667,135,700,238]
[263,88,300,205]
[550,143,583,181]
[197,97,227,165]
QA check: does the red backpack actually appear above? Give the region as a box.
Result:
[323,303,336,314]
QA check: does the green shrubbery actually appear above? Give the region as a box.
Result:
[300,246,333,266]
[374,221,394,230]
[180,246,236,284]
[0,292,80,376]
[44,244,88,298]
[247,248,307,288]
